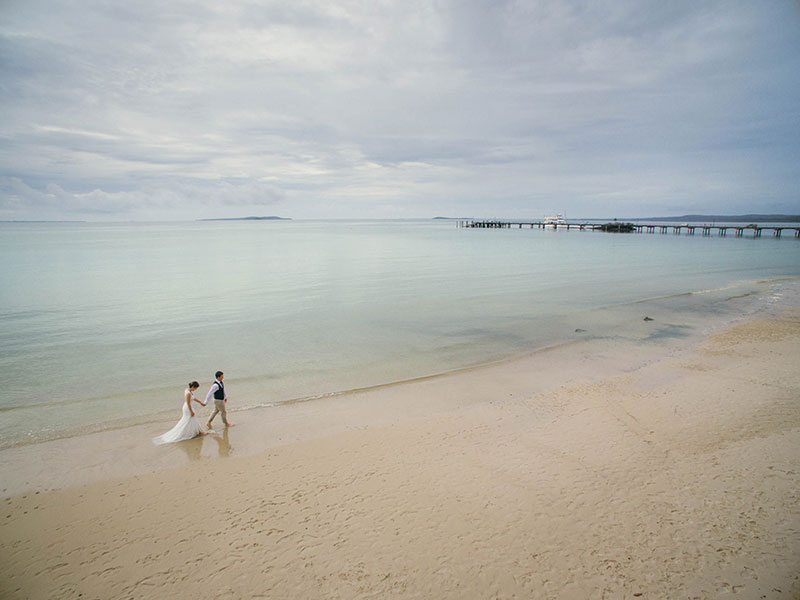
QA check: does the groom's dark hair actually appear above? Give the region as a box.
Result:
[215,371,224,379]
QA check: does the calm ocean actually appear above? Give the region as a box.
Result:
[1,219,798,448]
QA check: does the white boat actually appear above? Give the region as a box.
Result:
[544,213,567,225]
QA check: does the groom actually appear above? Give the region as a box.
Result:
[205,370,234,429]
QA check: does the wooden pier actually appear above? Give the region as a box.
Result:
[458,220,800,239]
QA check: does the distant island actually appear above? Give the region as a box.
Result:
[198,216,291,221]
[632,214,800,223]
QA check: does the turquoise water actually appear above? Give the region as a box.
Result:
[1,219,798,447]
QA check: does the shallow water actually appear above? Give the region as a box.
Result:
[1,219,798,448]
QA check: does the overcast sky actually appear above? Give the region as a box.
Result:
[1,0,798,220]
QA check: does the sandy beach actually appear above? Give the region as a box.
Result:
[1,309,799,599]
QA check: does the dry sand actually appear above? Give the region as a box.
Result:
[1,310,799,599]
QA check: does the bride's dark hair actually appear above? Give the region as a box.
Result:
[188,381,199,389]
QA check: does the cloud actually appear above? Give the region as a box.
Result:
[0,0,799,219]
[0,177,285,219]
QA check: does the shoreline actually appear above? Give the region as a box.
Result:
[1,304,798,598]
[2,275,796,456]
[0,334,660,498]
[1,278,798,499]
[0,293,781,499]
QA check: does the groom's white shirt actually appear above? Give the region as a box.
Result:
[205,380,227,404]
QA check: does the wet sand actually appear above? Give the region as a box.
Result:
[1,310,799,599]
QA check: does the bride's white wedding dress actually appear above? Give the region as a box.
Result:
[153,390,206,444]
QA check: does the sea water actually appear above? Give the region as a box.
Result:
[1,219,798,448]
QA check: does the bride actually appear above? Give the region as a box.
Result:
[153,381,208,444]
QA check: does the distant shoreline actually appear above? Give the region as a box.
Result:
[2,215,797,224]
[198,216,291,221]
